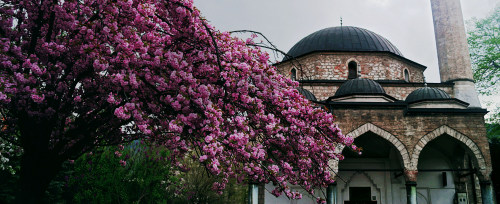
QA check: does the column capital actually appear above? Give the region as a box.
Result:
[404,169,418,182]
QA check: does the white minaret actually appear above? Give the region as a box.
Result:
[430,0,482,108]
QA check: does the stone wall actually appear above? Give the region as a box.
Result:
[276,52,425,82]
[299,83,453,101]
[330,107,491,178]
[300,84,340,101]
[382,83,454,100]
[274,47,491,184]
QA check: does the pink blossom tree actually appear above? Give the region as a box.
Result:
[0,0,355,202]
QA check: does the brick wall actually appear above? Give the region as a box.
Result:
[277,50,491,181]
[383,84,454,100]
[330,107,491,178]
[299,83,453,101]
[276,52,425,82]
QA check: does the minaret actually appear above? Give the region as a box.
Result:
[430,0,482,108]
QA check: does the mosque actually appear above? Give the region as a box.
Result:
[259,0,495,203]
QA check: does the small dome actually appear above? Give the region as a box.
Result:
[283,26,403,61]
[297,87,317,101]
[334,78,386,97]
[405,87,451,103]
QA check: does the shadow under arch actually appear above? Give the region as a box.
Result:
[331,123,411,173]
[411,125,488,179]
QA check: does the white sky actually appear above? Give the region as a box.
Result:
[194,0,499,114]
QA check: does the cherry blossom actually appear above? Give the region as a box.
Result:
[0,0,355,202]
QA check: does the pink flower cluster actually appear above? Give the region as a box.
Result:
[119,160,127,167]
[0,0,356,202]
[115,151,122,157]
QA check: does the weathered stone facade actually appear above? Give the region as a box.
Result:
[276,52,425,82]
[274,46,490,181]
[263,0,493,201]
[298,82,453,101]
[266,22,491,204]
[382,83,454,100]
[330,107,491,178]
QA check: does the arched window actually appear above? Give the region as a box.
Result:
[404,69,410,82]
[348,61,358,79]
[291,68,297,81]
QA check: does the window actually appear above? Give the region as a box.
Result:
[404,69,410,82]
[348,61,358,79]
[291,68,297,81]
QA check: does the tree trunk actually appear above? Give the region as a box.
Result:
[16,149,61,203]
[15,114,63,203]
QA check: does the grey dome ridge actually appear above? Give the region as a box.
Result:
[334,78,386,97]
[283,26,403,61]
[405,87,451,103]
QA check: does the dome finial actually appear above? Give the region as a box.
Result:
[340,17,343,27]
[423,76,428,87]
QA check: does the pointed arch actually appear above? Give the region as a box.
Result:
[410,125,487,173]
[335,123,411,170]
[341,171,381,193]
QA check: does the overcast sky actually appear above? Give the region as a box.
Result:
[194,0,498,83]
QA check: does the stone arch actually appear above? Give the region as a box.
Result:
[332,123,411,171]
[341,171,381,193]
[410,125,487,176]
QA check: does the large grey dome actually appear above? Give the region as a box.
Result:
[283,26,403,61]
[405,87,451,103]
[334,78,386,97]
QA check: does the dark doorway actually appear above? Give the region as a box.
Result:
[344,187,377,204]
[350,187,371,201]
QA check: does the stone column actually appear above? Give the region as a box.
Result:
[429,0,481,107]
[326,183,337,204]
[480,181,496,204]
[248,183,258,204]
[404,170,418,204]
[405,181,417,204]
[258,184,265,204]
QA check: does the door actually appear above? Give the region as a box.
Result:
[345,187,377,204]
